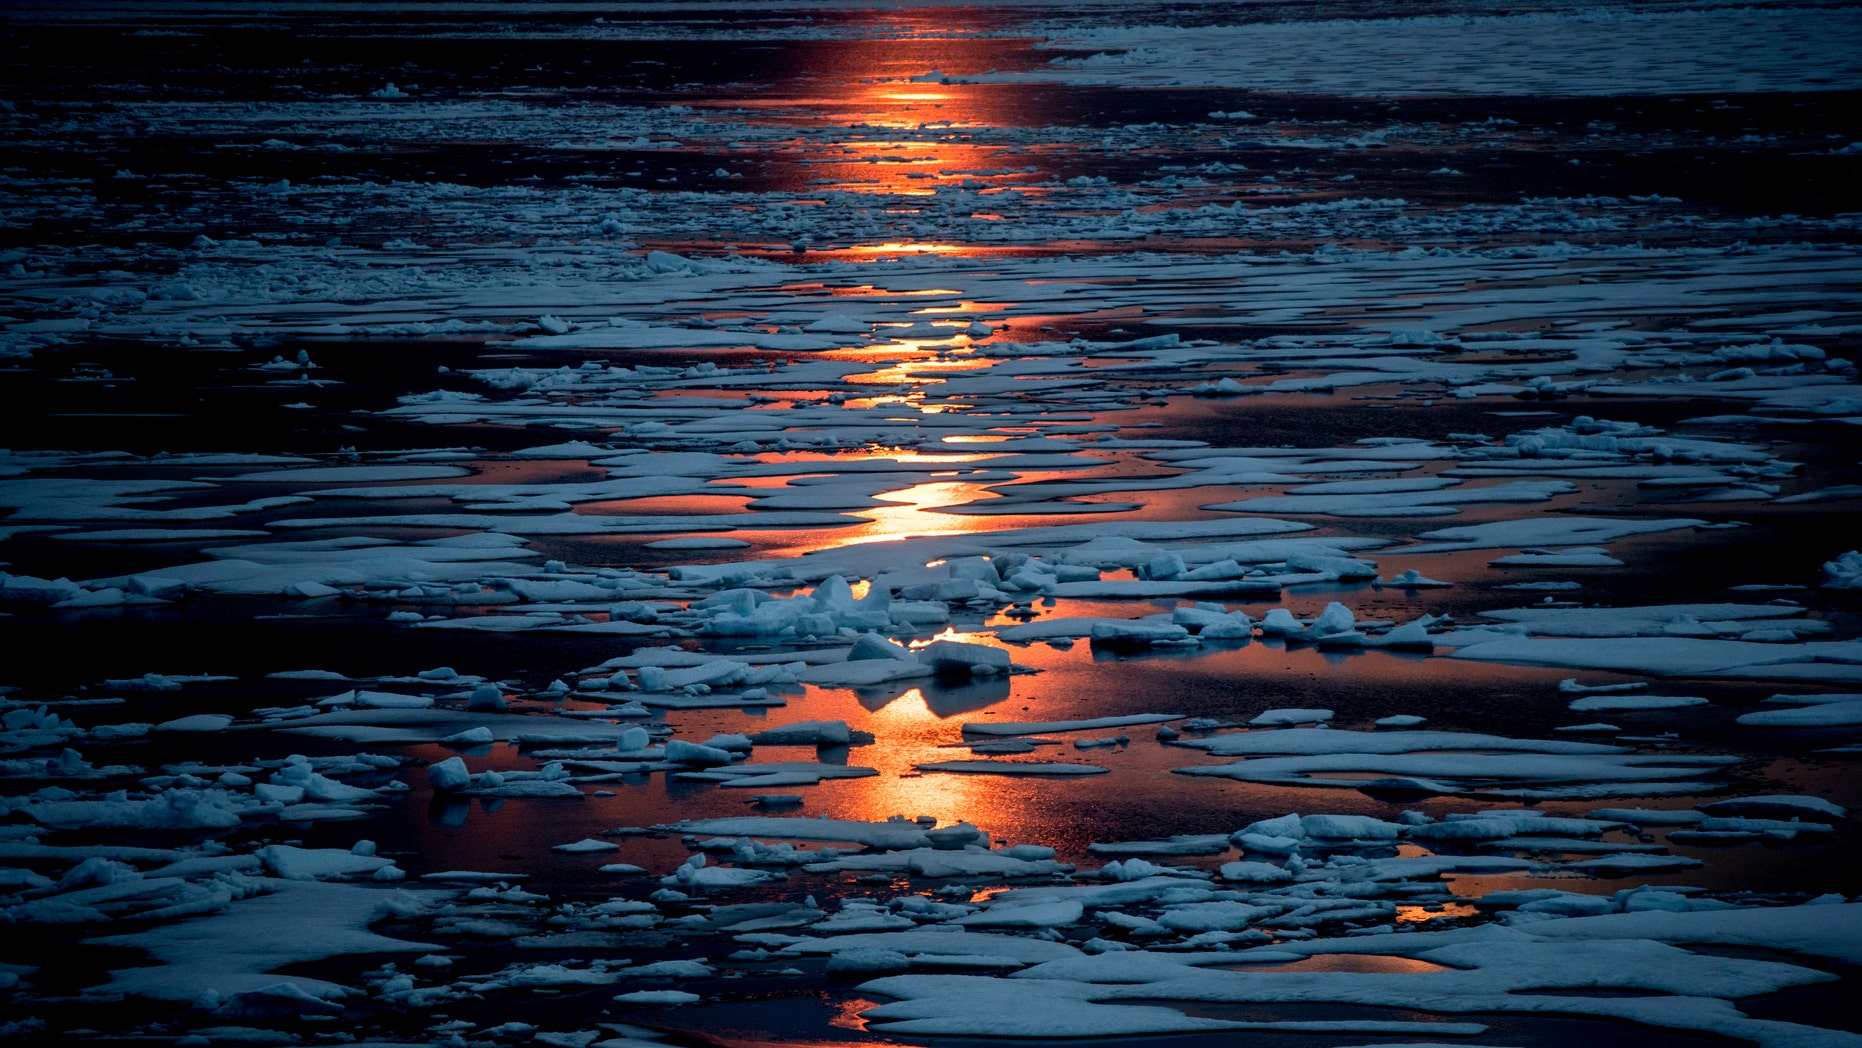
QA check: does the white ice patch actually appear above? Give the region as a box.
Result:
[91,880,443,1002]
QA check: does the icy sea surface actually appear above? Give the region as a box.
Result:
[2,1,1862,1045]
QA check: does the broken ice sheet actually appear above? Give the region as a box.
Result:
[90,880,445,1002]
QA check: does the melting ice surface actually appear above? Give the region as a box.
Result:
[2,1,1862,1046]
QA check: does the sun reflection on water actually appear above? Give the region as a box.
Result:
[855,480,1000,536]
[844,240,962,254]
[1395,901,1481,924]
[830,687,1042,826]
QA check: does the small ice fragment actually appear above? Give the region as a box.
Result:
[427,756,471,793]
[613,990,700,1005]
[1250,708,1334,726]
[552,838,620,853]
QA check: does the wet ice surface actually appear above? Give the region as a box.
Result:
[2,2,1861,1046]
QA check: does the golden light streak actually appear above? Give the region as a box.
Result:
[1396,902,1481,923]
[845,241,963,255]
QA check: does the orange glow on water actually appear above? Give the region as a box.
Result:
[847,354,992,385]
[746,450,985,466]
[826,688,1045,826]
[579,494,750,516]
[845,241,963,255]
[855,480,1001,537]
[1396,902,1481,924]
[1242,954,1455,974]
[872,452,988,464]
[878,91,956,104]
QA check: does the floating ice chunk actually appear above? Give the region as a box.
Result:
[1374,715,1426,727]
[1587,807,1706,826]
[661,817,944,850]
[1089,620,1196,649]
[1500,580,1584,591]
[704,732,755,753]
[748,720,857,746]
[1183,728,1734,794]
[1480,603,1807,638]
[1761,692,1862,705]
[1381,569,1450,587]
[1553,853,1706,873]
[1401,517,1708,554]
[781,930,1079,965]
[962,714,1182,737]
[662,853,777,888]
[1449,635,1862,683]
[797,659,933,689]
[1489,548,1624,567]
[1364,619,1434,651]
[805,845,1057,879]
[664,740,738,765]
[1250,708,1334,726]
[1157,900,1285,932]
[1146,553,1186,579]
[1298,814,1406,840]
[958,900,1084,929]
[1218,861,1295,884]
[1089,835,1230,856]
[1821,550,1862,588]
[553,839,620,854]
[917,641,1012,676]
[683,762,878,789]
[1527,901,1862,965]
[626,959,713,979]
[1285,552,1379,578]
[1170,605,1254,636]
[803,314,873,335]
[1560,679,1649,694]
[341,690,435,711]
[614,990,700,1005]
[274,804,369,822]
[1182,728,1622,758]
[153,714,234,732]
[256,845,397,881]
[1569,695,1708,711]
[855,976,1261,1037]
[1737,701,1862,727]
[0,574,83,605]
[827,949,912,974]
[1257,608,1304,635]
[272,757,378,803]
[92,880,440,1002]
[997,616,1161,643]
[847,633,919,662]
[1699,795,1847,819]
[427,757,471,793]
[24,789,243,831]
[466,684,506,712]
